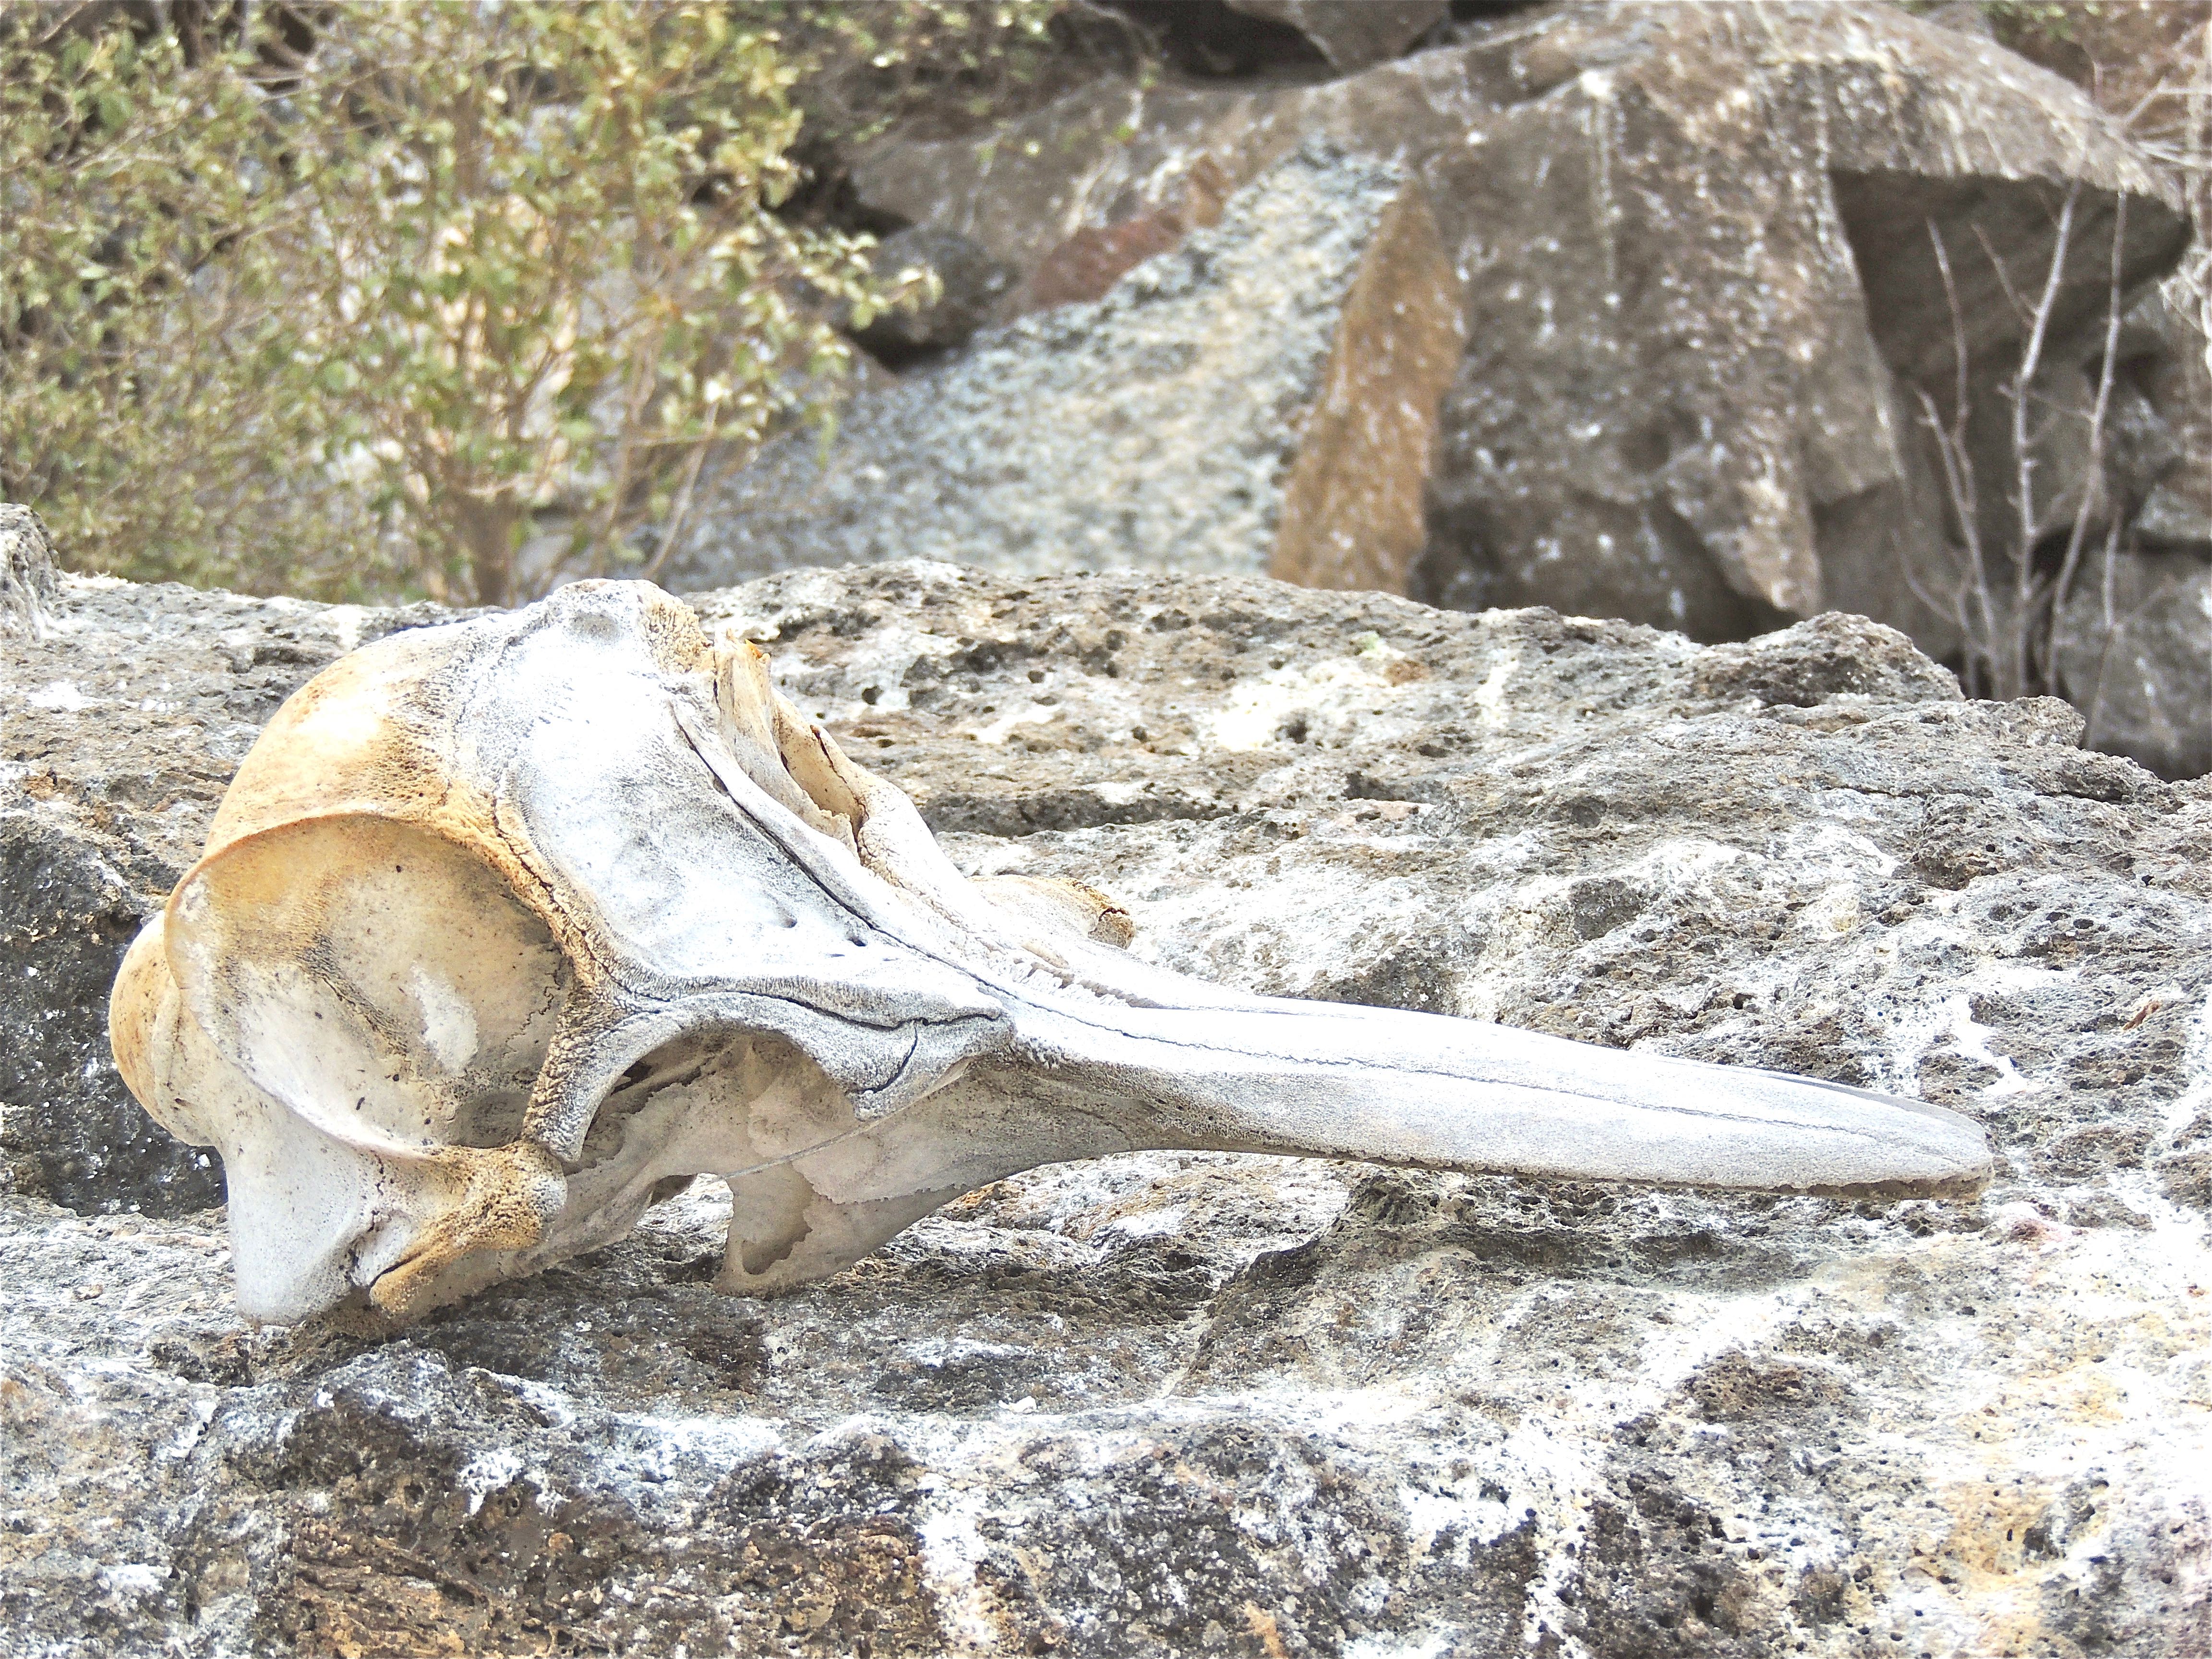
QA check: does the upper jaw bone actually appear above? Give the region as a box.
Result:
[108,580,1992,1323]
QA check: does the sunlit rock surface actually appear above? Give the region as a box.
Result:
[5,563,2211,1656]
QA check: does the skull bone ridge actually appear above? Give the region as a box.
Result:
[109,581,1990,1324]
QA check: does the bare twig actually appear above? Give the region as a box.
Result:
[1917,168,2131,709]
[1972,221,2034,326]
[1897,501,1970,650]
[1915,384,1990,693]
[585,356,659,578]
[1922,219,1999,695]
[639,415,732,586]
[2120,70,2176,131]
[2005,180,2080,698]
[2082,514,2141,753]
[2045,192,2128,683]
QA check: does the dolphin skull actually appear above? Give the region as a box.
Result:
[108,582,1990,1323]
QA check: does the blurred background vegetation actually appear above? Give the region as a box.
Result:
[0,0,1061,604]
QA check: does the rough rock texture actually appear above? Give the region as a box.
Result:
[0,580,460,1215]
[843,0,2188,643]
[669,144,1464,599]
[1008,156,1232,317]
[2128,283,2212,554]
[0,505,60,641]
[8,562,2212,1656]
[2053,548,2212,783]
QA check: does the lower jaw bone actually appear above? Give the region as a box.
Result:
[108,581,1992,1324]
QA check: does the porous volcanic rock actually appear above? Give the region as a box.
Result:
[844,0,2188,645]
[6,562,2212,1657]
[666,141,1464,601]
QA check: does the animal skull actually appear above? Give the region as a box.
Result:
[109,582,1990,1323]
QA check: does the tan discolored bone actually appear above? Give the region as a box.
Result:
[109,582,1990,1324]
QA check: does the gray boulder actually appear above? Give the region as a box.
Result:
[843,0,2187,643]
[1004,156,1233,317]
[1962,0,2212,777]
[668,143,1464,601]
[7,560,2212,1656]
[2124,280,2212,557]
[2054,547,2212,781]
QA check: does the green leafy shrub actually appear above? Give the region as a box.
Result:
[1,2,985,603]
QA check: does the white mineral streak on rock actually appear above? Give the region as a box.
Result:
[97,1563,166,1596]
[1205,653,1406,752]
[1940,995,2034,1098]
[320,604,369,655]
[1471,652,1516,729]
[2165,987,2212,1138]
[26,680,92,711]
[601,1407,783,1490]
[965,700,1061,745]
[1343,1631,1455,1659]
[458,1446,526,1515]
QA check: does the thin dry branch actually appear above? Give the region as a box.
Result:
[2045,192,2129,680]
[1916,172,2134,708]
[1972,221,2034,327]
[1920,219,1999,693]
[2006,180,2080,698]
[637,417,726,586]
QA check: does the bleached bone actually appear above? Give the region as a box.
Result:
[108,582,1990,1323]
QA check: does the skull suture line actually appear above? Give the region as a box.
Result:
[109,582,1990,1323]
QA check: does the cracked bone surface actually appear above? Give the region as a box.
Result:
[107,581,1989,1323]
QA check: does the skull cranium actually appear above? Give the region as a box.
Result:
[109,582,1990,1323]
